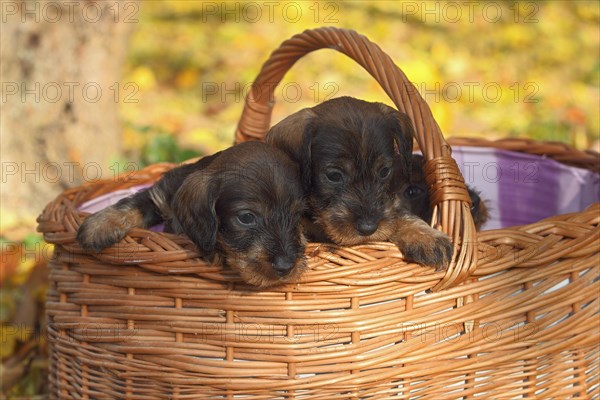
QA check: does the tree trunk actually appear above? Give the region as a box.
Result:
[1,0,138,231]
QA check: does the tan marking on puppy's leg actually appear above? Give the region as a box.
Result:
[390,215,454,271]
[77,206,143,252]
[148,186,171,220]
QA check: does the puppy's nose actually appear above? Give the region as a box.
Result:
[357,218,379,236]
[272,257,295,277]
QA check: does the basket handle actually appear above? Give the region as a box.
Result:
[235,27,476,291]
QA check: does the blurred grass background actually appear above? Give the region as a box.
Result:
[2,1,599,396]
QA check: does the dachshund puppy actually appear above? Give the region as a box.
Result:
[77,141,307,288]
[400,154,489,230]
[266,96,453,270]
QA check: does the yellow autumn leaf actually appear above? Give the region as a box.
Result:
[504,25,534,48]
[128,66,156,91]
[402,60,440,89]
[168,0,201,13]
[181,128,230,155]
[175,68,199,89]
[429,102,452,135]
[123,126,146,151]
[0,210,19,233]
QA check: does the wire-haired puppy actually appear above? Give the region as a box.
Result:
[400,154,489,230]
[77,141,307,288]
[266,96,453,270]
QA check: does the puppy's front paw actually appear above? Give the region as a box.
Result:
[77,207,141,252]
[399,232,453,271]
[391,218,453,271]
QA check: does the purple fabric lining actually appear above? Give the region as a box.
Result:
[78,184,165,232]
[78,147,600,231]
[497,150,562,228]
[451,146,599,229]
[78,184,153,213]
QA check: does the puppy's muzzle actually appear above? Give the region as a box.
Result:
[272,255,297,277]
[356,217,380,236]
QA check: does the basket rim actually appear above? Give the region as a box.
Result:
[446,137,600,173]
[37,138,600,285]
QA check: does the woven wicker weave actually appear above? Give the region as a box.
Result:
[38,27,599,399]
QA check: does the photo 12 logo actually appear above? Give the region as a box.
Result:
[197,322,339,344]
[1,161,141,184]
[201,81,340,104]
[1,1,139,24]
[403,320,539,345]
[400,2,539,24]
[407,81,540,104]
[1,82,139,104]
[199,2,339,23]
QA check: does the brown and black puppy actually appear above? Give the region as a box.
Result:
[77,141,307,288]
[399,154,489,230]
[266,96,453,270]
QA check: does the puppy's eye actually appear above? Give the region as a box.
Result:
[236,211,257,226]
[379,166,391,179]
[325,170,343,183]
[404,185,425,199]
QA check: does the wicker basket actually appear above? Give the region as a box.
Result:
[38,27,600,399]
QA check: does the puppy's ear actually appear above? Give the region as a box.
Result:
[378,104,415,175]
[266,108,317,188]
[265,108,316,148]
[265,108,316,160]
[171,169,220,257]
